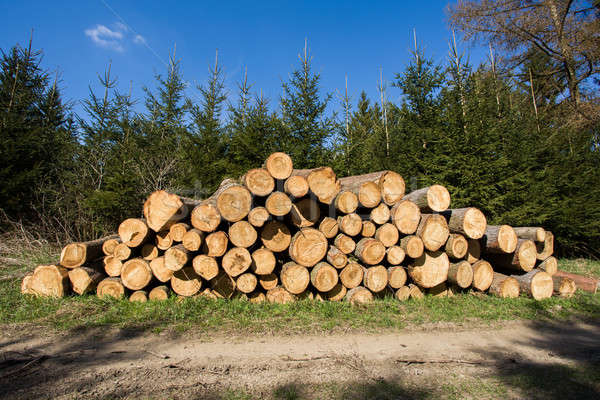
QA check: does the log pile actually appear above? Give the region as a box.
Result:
[22,152,581,303]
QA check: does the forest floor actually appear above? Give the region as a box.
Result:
[0,239,599,399]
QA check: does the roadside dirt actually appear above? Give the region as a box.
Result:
[1,319,599,399]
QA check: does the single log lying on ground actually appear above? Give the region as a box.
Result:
[281,261,310,294]
[251,248,276,275]
[552,275,577,298]
[265,191,292,216]
[445,234,468,259]
[375,223,399,247]
[416,214,449,252]
[488,272,520,298]
[514,227,546,242]
[482,225,517,254]
[554,270,597,294]
[222,247,252,277]
[339,262,364,289]
[169,222,190,242]
[60,235,118,269]
[121,258,152,291]
[29,264,70,297]
[403,185,450,213]
[265,152,293,180]
[538,256,558,276]
[289,228,328,267]
[236,273,258,294]
[486,239,537,272]
[447,261,473,289]
[335,191,359,214]
[242,168,275,196]
[164,244,191,271]
[149,256,173,282]
[391,200,421,234]
[361,221,376,237]
[399,235,424,259]
[311,262,339,292]
[338,213,363,236]
[536,231,554,260]
[407,251,450,288]
[327,246,348,269]
[204,231,229,257]
[471,260,494,291]
[261,221,292,252]
[370,203,390,225]
[442,208,487,239]
[171,267,202,297]
[247,206,270,228]
[512,269,553,300]
[97,277,125,299]
[130,290,148,302]
[293,167,340,204]
[193,255,219,280]
[290,198,320,227]
[68,267,104,295]
[182,228,204,251]
[386,246,406,265]
[102,237,121,256]
[345,286,373,304]
[387,266,407,289]
[354,238,386,265]
[228,221,257,248]
[149,285,170,300]
[266,286,296,304]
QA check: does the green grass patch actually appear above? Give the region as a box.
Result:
[559,258,600,279]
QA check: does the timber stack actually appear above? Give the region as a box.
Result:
[22,152,580,304]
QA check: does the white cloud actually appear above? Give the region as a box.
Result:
[85,24,124,52]
[115,22,129,32]
[133,34,146,45]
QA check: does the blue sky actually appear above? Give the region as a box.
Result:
[1,1,487,117]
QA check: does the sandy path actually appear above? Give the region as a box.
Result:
[0,319,598,399]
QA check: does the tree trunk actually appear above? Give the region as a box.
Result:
[289,228,328,267]
[511,269,553,300]
[149,285,170,300]
[236,273,258,294]
[339,262,364,289]
[284,175,309,198]
[264,152,293,180]
[445,234,468,259]
[344,286,373,304]
[416,214,449,252]
[222,247,252,277]
[103,256,123,277]
[407,251,450,288]
[488,272,520,298]
[486,239,537,272]
[228,221,257,248]
[387,266,407,289]
[60,235,119,268]
[293,167,340,204]
[266,286,296,303]
[319,217,339,239]
[169,222,190,243]
[182,228,204,251]
[265,191,292,216]
[370,203,390,225]
[247,206,270,228]
[68,266,104,295]
[97,277,125,299]
[386,246,406,265]
[471,260,493,291]
[101,237,121,256]
[28,264,70,297]
[513,227,546,242]
[536,231,554,260]
[554,270,597,294]
[337,213,362,236]
[242,168,275,196]
[204,231,229,257]
[538,256,557,276]
[121,258,152,291]
[447,261,473,289]
[375,223,399,247]
[149,256,173,283]
[466,239,481,264]
[327,246,348,269]
[399,235,424,259]
[403,185,450,212]
[129,290,148,302]
[164,244,191,272]
[442,207,487,239]
[482,225,517,254]
[171,267,202,297]
[260,221,291,252]
[361,221,376,237]
[310,262,339,292]
[354,238,386,265]
[335,191,359,214]
[391,200,421,234]
[362,265,388,293]
[193,254,219,280]
[552,275,577,298]
[251,248,276,275]
[290,198,320,227]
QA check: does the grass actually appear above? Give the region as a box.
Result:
[558,258,600,279]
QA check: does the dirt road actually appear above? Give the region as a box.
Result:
[1,319,599,399]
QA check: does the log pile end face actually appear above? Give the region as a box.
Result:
[289,228,328,267]
[217,185,252,222]
[379,171,405,206]
[143,190,185,232]
[427,185,451,212]
[265,152,293,180]
[408,251,450,288]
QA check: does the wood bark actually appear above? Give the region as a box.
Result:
[327,246,348,269]
[344,286,374,304]
[489,272,520,298]
[447,261,473,289]
[289,228,328,267]
[483,225,517,254]
[416,214,449,252]
[68,267,104,295]
[260,221,291,252]
[247,206,270,228]
[407,251,450,288]
[97,277,125,299]
[264,152,293,180]
[182,228,204,251]
[222,247,252,277]
[375,223,399,247]
[60,235,118,269]
[242,168,275,196]
[486,239,537,272]
[121,258,152,291]
[466,239,481,264]
[228,221,257,248]
[339,262,364,289]
[514,227,546,242]
[391,200,421,234]
[386,246,406,265]
[193,255,219,281]
[399,235,424,259]
[265,191,292,216]
[310,262,338,292]
[445,234,468,259]
[250,248,276,275]
[442,207,487,239]
[511,269,553,300]
[403,185,450,212]
[354,238,386,265]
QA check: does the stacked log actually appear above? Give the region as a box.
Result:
[22,151,575,303]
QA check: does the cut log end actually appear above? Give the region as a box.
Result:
[265,191,292,216]
[118,218,150,248]
[310,262,338,292]
[193,255,219,281]
[339,262,364,289]
[471,260,493,291]
[391,200,421,235]
[121,258,152,291]
[354,238,386,265]
[97,277,125,299]
[243,168,275,196]
[289,228,328,267]
[345,286,374,304]
[265,152,293,180]
[261,221,292,252]
[217,184,252,222]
